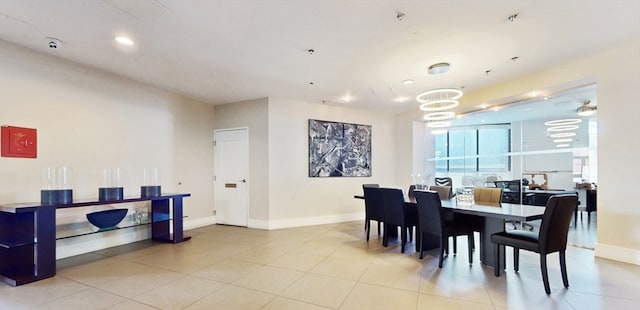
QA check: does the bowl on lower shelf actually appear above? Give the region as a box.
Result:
[86,209,128,229]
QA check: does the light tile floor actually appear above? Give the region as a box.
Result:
[1,219,638,310]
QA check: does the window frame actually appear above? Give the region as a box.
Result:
[433,124,511,173]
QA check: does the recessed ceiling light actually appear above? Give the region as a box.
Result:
[393,96,410,103]
[556,144,570,148]
[114,36,134,46]
[401,79,414,85]
[340,95,353,103]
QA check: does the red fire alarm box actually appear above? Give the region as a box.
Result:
[1,126,37,158]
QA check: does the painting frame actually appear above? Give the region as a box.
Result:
[308,119,372,177]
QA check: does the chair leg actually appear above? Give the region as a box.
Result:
[438,236,446,268]
[470,233,475,250]
[365,220,370,241]
[467,234,473,265]
[382,224,388,247]
[408,226,413,242]
[494,244,501,277]
[514,248,519,272]
[418,233,424,259]
[400,226,407,253]
[560,251,569,288]
[540,254,551,295]
[444,238,449,255]
[378,221,382,237]
[453,236,457,255]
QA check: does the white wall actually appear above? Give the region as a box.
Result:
[0,40,215,258]
[213,98,269,224]
[266,98,397,229]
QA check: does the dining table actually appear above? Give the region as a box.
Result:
[354,194,546,270]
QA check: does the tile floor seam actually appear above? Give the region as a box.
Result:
[126,296,164,310]
[172,278,229,309]
[418,290,495,306]
[25,281,93,309]
[334,280,359,310]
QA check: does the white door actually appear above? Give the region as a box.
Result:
[214,128,249,226]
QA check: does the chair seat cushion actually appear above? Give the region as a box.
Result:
[491,230,539,252]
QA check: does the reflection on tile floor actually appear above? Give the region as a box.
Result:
[1,219,638,310]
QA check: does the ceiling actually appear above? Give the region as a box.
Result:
[0,1,638,113]
[452,84,597,127]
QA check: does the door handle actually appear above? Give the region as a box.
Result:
[241,179,247,183]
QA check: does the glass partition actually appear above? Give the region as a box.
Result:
[422,84,598,249]
[424,84,598,202]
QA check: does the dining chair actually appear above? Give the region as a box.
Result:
[434,177,453,187]
[408,185,416,199]
[414,190,474,267]
[479,186,533,230]
[428,185,452,200]
[473,187,503,205]
[494,180,522,204]
[362,186,384,241]
[491,194,578,294]
[583,189,597,223]
[379,188,417,253]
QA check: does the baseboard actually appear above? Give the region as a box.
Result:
[594,243,640,265]
[249,212,365,230]
[184,216,216,230]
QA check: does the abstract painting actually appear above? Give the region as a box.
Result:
[308,119,371,177]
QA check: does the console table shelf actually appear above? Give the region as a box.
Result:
[55,215,187,240]
[0,240,36,248]
[0,193,190,286]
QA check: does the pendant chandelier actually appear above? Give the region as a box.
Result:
[416,63,463,134]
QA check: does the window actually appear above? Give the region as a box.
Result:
[433,125,510,172]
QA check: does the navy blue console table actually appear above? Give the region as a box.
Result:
[0,193,190,286]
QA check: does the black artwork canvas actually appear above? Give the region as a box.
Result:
[308,119,372,177]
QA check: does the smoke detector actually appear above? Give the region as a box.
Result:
[46,37,62,49]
